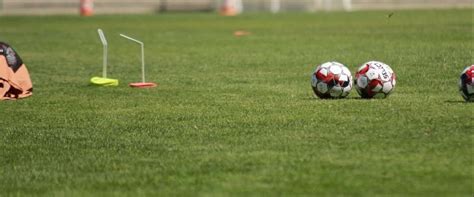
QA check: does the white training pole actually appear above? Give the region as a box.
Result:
[270,0,280,13]
[323,0,331,11]
[98,29,108,78]
[235,0,243,14]
[312,0,322,12]
[120,34,145,83]
[343,0,352,11]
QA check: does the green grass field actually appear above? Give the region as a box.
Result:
[0,9,473,196]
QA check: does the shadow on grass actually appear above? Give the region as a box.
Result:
[302,96,374,101]
[444,100,472,104]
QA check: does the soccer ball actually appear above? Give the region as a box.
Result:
[459,65,474,102]
[311,61,352,99]
[354,61,396,99]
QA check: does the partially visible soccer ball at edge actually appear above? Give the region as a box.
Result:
[311,61,353,99]
[354,61,396,99]
[459,65,474,102]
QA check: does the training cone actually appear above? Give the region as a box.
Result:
[80,0,94,16]
[220,0,242,16]
[129,82,158,88]
[90,77,119,86]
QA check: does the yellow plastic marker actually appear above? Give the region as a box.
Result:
[90,77,119,86]
[90,29,119,87]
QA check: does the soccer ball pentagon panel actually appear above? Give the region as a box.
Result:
[459,65,474,102]
[354,61,396,99]
[311,61,353,99]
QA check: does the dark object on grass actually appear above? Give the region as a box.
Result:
[387,12,394,18]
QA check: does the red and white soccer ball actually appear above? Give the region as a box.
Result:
[459,65,474,102]
[311,62,353,99]
[354,61,396,99]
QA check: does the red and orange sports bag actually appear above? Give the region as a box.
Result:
[0,42,33,100]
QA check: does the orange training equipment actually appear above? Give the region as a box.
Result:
[0,42,33,100]
[220,0,242,16]
[80,0,94,16]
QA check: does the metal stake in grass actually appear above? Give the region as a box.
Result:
[120,33,158,88]
[90,29,119,86]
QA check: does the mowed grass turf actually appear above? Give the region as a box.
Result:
[0,9,472,196]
